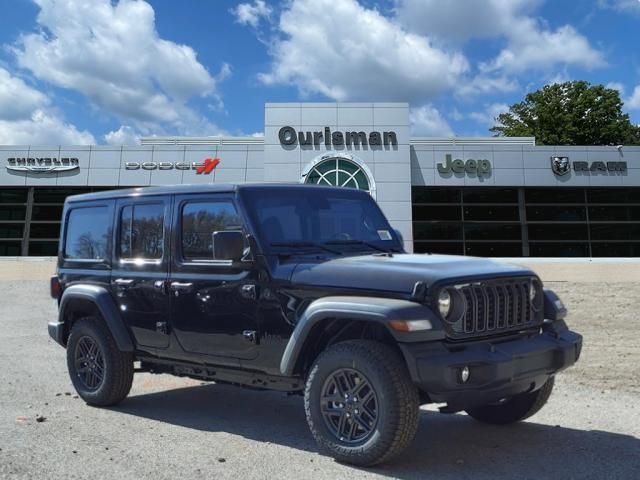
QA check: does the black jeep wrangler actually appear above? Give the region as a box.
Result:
[48,184,581,466]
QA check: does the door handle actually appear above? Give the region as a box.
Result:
[114,278,135,286]
[170,281,193,292]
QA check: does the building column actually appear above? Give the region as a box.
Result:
[21,187,35,256]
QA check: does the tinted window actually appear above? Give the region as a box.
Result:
[525,188,585,203]
[33,188,90,204]
[465,243,522,257]
[182,202,242,260]
[464,223,521,241]
[590,223,640,241]
[587,188,640,203]
[463,188,518,204]
[120,203,164,260]
[413,222,463,240]
[588,206,640,222]
[29,241,58,256]
[412,187,461,204]
[529,242,589,257]
[413,205,461,221]
[0,241,21,256]
[526,206,587,221]
[29,223,61,239]
[0,206,26,221]
[527,223,589,241]
[414,241,463,255]
[64,207,110,260]
[464,205,520,221]
[0,189,27,203]
[0,223,24,239]
[32,205,64,221]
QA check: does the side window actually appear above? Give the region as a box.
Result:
[181,201,242,260]
[119,203,164,260]
[64,206,110,260]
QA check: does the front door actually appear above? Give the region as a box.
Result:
[169,194,259,360]
[110,196,171,350]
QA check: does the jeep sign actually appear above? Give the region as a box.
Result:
[437,154,492,176]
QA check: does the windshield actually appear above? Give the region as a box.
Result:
[241,187,403,254]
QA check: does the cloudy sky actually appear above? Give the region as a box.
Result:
[0,0,639,144]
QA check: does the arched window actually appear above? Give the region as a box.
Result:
[303,156,373,194]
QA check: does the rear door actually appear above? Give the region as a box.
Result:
[169,193,259,360]
[110,196,172,350]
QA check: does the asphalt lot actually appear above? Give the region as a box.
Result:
[1,278,639,480]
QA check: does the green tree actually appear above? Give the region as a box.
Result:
[491,81,640,145]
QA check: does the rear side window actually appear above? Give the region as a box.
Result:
[181,201,242,260]
[64,206,110,260]
[119,203,164,260]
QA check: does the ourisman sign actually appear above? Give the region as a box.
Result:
[279,126,398,147]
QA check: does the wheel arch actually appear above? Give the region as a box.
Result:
[58,284,134,352]
[279,296,442,377]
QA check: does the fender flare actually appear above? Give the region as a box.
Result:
[279,296,443,376]
[58,284,135,352]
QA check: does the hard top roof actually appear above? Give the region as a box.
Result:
[64,183,352,203]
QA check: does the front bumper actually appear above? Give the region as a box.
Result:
[400,322,582,410]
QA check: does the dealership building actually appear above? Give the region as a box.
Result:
[1,102,639,257]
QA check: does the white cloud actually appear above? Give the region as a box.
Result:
[104,125,139,145]
[457,74,519,97]
[396,0,605,83]
[0,68,49,120]
[0,110,95,144]
[0,66,95,144]
[627,85,640,110]
[231,0,272,27]
[13,0,226,135]
[410,105,454,136]
[598,0,640,14]
[468,103,509,126]
[258,0,468,102]
[607,82,625,96]
[483,22,606,73]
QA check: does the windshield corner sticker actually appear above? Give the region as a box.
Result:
[377,230,392,241]
[6,157,79,173]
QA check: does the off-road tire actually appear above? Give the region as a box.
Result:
[66,316,134,406]
[304,340,420,466]
[465,376,555,425]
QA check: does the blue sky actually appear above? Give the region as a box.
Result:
[0,0,639,144]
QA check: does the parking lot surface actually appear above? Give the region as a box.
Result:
[0,277,638,479]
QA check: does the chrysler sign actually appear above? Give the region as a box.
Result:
[6,157,79,173]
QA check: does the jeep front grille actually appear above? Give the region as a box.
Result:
[442,277,542,339]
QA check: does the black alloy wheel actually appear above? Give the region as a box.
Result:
[320,368,378,444]
[73,336,105,391]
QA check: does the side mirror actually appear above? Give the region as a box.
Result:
[212,230,245,261]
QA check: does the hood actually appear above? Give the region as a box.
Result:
[289,253,534,295]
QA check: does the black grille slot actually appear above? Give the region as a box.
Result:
[447,278,540,338]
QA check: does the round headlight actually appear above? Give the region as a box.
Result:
[529,281,538,302]
[438,289,451,318]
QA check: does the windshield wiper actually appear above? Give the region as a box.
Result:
[270,241,342,255]
[323,239,398,254]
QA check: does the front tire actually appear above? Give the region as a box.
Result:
[66,317,134,406]
[304,340,420,466]
[465,376,555,425]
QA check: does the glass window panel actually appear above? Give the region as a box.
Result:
[590,223,640,241]
[588,206,640,222]
[412,187,460,204]
[414,241,463,255]
[591,243,640,257]
[529,242,589,257]
[464,205,520,221]
[463,188,518,204]
[525,188,585,203]
[32,205,64,221]
[64,207,110,260]
[182,202,242,260]
[33,188,91,204]
[30,223,61,239]
[0,206,26,221]
[526,205,587,221]
[339,159,359,174]
[119,203,164,260]
[464,223,521,240]
[412,222,462,240]
[0,241,21,256]
[586,188,640,204]
[28,241,59,256]
[527,223,588,241]
[0,223,24,239]
[465,242,522,257]
[0,189,27,203]
[413,205,461,221]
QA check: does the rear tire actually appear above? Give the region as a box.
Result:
[465,377,555,425]
[66,317,134,406]
[304,340,420,466]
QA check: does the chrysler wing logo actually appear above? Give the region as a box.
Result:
[6,157,79,173]
[551,156,570,176]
